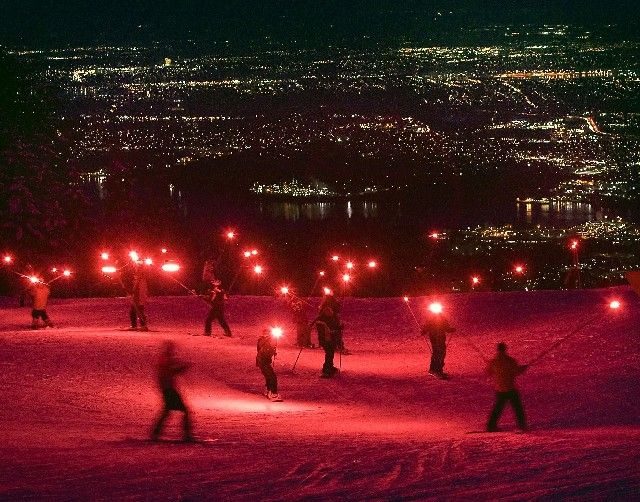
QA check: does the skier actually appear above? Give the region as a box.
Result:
[128,264,148,331]
[319,291,349,355]
[421,306,455,379]
[485,342,528,432]
[150,340,194,442]
[312,306,341,378]
[203,279,232,337]
[289,297,313,348]
[29,279,54,329]
[256,328,282,401]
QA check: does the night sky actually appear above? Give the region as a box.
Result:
[1,0,638,46]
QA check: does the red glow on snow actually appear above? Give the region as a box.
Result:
[254,265,263,275]
[609,300,621,310]
[280,286,289,295]
[368,261,377,269]
[63,270,71,277]
[161,262,180,272]
[129,251,139,262]
[102,266,117,274]
[100,252,109,260]
[428,302,443,314]
[271,327,283,338]
[331,255,339,262]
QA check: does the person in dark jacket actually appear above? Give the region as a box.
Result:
[421,305,455,379]
[312,306,341,377]
[29,279,54,329]
[129,264,148,331]
[289,297,313,348]
[485,342,528,432]
[203,279,232,337]
[150,341,194,442]
[319,291,349,354]
[256,329,281,401]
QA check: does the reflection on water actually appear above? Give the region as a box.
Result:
[516,199,596,226]
[260,200,382,221]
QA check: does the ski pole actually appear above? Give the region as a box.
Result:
[291,346,305,373]
[527,311,602,366]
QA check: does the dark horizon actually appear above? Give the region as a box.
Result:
[1,0,639,47]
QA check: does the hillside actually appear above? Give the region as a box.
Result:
[1,287,639,500]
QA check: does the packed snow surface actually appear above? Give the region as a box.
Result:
[1,287,639,500]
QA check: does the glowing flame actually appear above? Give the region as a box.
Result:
[570,240,579,250]
[271,327,283,338]
[331,255,339,262]
[280,286,289,295]
[368,261,377,268]
[254,265,263,275]
[100,252,109,260]
[161,263,180,272]
[323,287,332,295]
[251,249,258,256]
[63,270,71,277]
[346,261,354,270]
[472,276,480,285]
[144,258,153,266]
[428,302,443,314]
[29,276,40,284]
[161,248,168,254]
[51,267,58,273]
[342,274,351,283]
[429,232,439,239]
[243,251,251,258]
[226,231,236,240]
[102,266,117,274]
[610,300,621,309]
[319,271,325,276]
[3,255,12,264]
[403,296,409,302]
[129,251,139,262]
[514,265,524,274]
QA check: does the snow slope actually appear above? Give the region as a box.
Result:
[1,287,639,500]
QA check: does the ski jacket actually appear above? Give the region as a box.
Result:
[313,312,341,346]
[486,353,526,392]
[157,355,188,391]
[420,315,455,337]
[132,276,148,305]
[208,288,226,310]
[29,282,50,310]
[256,335,277,366]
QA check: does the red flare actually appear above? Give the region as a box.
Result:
[280,286,289,295]
[331,255,339,262]
[323,287,332,295]
[63,270,71,277]
[472,276,480,285]
[129,251,139,262]
[3,255,13,264]
[100,252,109,260]
[51,267,58,273]
[161,263,180,273]
[428,302,443,314]
[514,265,525,274]
[403,296,409,302]
[368,260,377,269]
[271,327,283,338]
[319,271,325,277]
[609,300,621,309]
[243,250,251,258]
[342,273,351,283]
[346,261,354,270]
[144,258,153,266]
[29,276,40,284]
[225,230,236,240]
[251,249,258,256]
[254,265,263,275]
[102,266,117,274]
[161,248,168,254]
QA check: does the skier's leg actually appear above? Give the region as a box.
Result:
[217,314,232,336]
[137,305,147,328]
[510,390,527,430]
[129,306,137,328]
[151,406,170,440]
[486,392,507,431]
[204,308,214,334]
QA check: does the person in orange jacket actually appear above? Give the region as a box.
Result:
[29,280,54,329]
[485,342,528,432]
